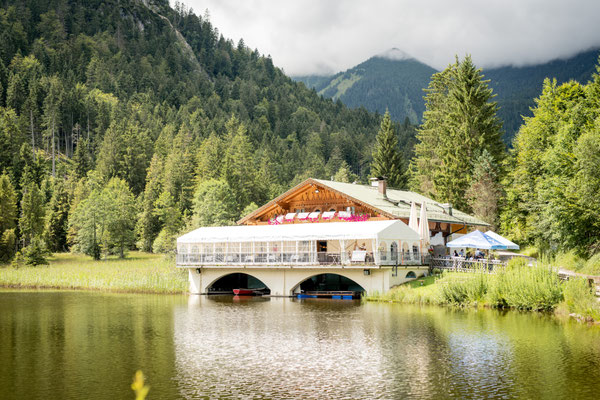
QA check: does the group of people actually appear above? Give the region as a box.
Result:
[452,249,486,260]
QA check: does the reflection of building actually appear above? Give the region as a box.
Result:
[176,178,488,296]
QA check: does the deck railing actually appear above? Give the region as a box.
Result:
[176,251,429,267]
[430,257,505,272]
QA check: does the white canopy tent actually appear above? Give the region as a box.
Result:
[177,220,424,266]
[178,220,421,244]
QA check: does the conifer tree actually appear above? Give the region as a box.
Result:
[19,179,46,246]
[0,172,17,261]
[411,55,504,211]
[371,110,405,188]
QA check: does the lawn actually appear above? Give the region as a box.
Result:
[0,252,188,294]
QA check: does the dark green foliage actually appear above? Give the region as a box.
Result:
[45,178,70,252]
[411,55,504,211]
[501,63,600,255]
[14,236,49,266]
[19,179,45,246]
[191,179,238,227]
[69,177,136,259]
[0,0,387,257]
[0,172,18,261]
[371,110,406,188]
[297,48,600,144]
[296,52,437,124]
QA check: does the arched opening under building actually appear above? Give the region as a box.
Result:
[295,273,365,298]
[405,271,417,279]
[207,273,271,295]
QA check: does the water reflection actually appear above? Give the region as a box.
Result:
[174,296,600,399]
[1,291,600,399]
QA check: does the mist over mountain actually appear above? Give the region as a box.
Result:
[295,48,600,142]
[295,49,436,124]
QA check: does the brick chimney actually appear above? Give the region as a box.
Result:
[370,177,387,198]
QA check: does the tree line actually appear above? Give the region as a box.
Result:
[1,0,599,265]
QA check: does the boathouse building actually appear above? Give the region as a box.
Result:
[177,178,489,296]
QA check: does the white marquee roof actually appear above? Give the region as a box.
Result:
[177,220,421,244]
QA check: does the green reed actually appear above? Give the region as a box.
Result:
[0,252,188,294]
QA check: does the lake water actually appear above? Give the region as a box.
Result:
[1,290,599,399]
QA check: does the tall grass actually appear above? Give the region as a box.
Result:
[366,261,565,312]
[0,252,188,294]
[562,277,600,320]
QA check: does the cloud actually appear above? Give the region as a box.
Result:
[182,0,600,76]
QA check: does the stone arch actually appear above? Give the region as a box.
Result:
[288,272,367,296]
[405,271,417,279]
[205,272,272,294]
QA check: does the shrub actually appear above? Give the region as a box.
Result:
[12,238,49,267]
[562,277,600,320]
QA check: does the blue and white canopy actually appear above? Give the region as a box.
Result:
[446,230,507,250]
[485,231,520,250]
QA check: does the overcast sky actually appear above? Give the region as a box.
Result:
[181,0,600,76]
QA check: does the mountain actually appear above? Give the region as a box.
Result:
[295,48,436,124]
[295,48,600,142]
[485,50,599,139]
[0,0,385,258]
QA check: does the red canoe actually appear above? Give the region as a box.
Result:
[233,288,254,296]
[233,288,267,296]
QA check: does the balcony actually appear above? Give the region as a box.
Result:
[176,251,429,268]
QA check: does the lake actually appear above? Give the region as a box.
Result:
[0,290,599,399]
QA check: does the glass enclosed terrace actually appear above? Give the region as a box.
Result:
[176,220,427,267]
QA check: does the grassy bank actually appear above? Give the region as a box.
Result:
[365,259,600,322]
[0,252,188,294]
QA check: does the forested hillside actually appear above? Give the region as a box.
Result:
[295,49,436,124]
[297,48,600,143]
[486,49,599,140]
[0,0,401,262]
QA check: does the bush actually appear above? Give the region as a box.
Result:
[580,253,600,276]
[562,277,600,320]
[12,238,49,267]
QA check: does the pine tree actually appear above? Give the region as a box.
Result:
[411,55,504,210]
[19,179,46,246]
[0,172,18,261]
[45,178,70,252]
[371,110,405,188]
[221,116,256,210]
[465,150,502,228]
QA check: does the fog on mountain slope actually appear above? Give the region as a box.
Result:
[295,48,600,143]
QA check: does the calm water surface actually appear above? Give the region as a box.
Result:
[1,290,599,399]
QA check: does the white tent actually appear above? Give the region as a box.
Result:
[178,220,421,245]
[408,201,419,233]
[485,231,520,250]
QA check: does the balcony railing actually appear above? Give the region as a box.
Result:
[176,251,429,267]
[430,256,505,272]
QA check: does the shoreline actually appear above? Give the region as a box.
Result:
[0,283,187,295]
